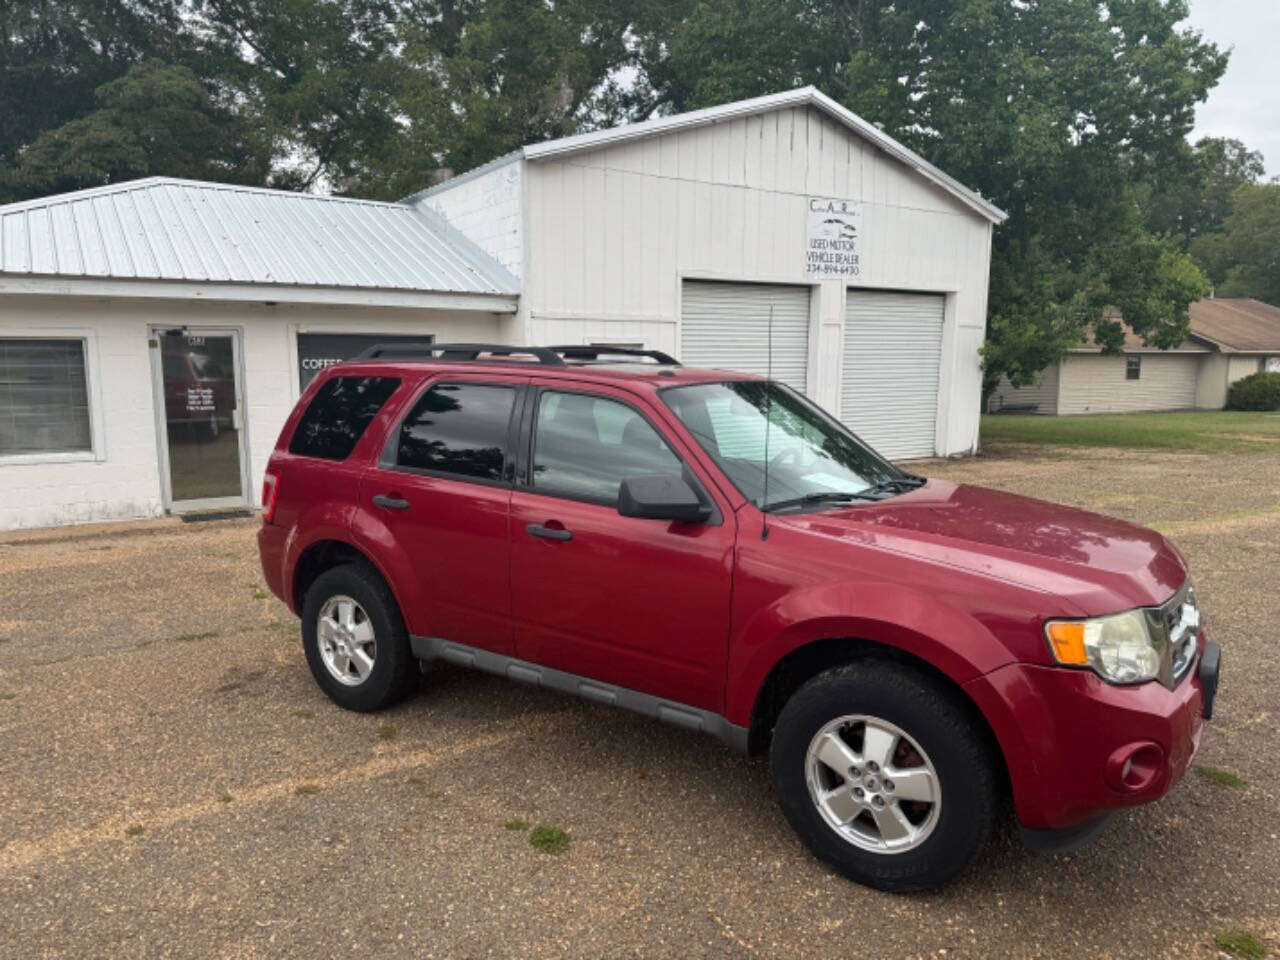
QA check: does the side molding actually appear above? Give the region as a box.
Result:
[410,636,749,753]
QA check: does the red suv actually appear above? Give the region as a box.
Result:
[258,343,1221,891]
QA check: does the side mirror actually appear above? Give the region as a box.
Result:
[618,475,712,523]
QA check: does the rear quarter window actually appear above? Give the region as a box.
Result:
[289,376,400,461]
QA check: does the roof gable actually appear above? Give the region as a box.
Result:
[0,176,519,298]
[1189,298,1280,353]
[520,87,1006,224]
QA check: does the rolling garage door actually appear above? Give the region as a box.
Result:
[680,281,811,393]
[842,290,945,461]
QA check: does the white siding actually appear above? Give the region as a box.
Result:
[413,157,524,279]
[0,296,501,531]
[987,364,1061,414]
[1194,352,1229,409]
[679,281,811,392]
[1057,354,1200,415]
[519,105,993,456]
[842,291,945,459]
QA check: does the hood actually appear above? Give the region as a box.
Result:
[784,480,1187,615]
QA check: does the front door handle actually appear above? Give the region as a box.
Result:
[526,522,572,542]
[373,493,410,511]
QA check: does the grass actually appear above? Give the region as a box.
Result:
[980,411,1280,453]
[217,792,233,804]
[250,587,269,600]
[175,630,218,643]
[528,825,570,855]
[289,708,314,719]
[1194,764,1247,789]
[124,825,145,837]
[0,692,15,701]
[504,818,530,832]
[1215,931,1267,959]
[376,723,398,741]
[294,783,321,796]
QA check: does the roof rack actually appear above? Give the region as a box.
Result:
[548,345,681,366]
[352,342,566,365]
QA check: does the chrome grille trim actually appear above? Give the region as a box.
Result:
[1143,583,1200,689]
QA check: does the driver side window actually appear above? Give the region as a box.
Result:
[532,391,682,505]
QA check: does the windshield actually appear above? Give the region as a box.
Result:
[661,380,907,510]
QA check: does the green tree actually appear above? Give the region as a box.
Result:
[0,0,192,201]
[621,0,1224,390]
[1145,137,1265,246]
[11,61,271,195]
[1191,183,1280,305]
[187,0,407,191]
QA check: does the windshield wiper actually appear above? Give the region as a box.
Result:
[861,475,927,496]
[763,491,879,513]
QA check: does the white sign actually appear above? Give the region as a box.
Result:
[806,197,862,278]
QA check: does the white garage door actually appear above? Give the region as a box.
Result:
[680,281,811,393]
[842,290,945,461]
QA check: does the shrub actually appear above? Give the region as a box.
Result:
[1226,372,1280,411]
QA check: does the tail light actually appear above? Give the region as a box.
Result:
[261,472,280,523]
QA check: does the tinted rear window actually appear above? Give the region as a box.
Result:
[396,383,516,482]
[289,376,400,461]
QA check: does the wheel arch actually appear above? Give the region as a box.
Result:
[745,636,1012,803]
[292,538,400,617]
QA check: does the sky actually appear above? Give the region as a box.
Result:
[1183,0,1280,177]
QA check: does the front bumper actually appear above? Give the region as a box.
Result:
[965,632,1219,831]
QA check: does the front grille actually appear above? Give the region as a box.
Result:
[1146,584,1200,688]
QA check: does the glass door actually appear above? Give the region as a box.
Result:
[151,329,248,509]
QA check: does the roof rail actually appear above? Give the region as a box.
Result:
[352,342,567,365]
[548,345,681,365]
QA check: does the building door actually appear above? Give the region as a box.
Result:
[842,290,945,461]
[680,281,811,393]
[150,328,249,511]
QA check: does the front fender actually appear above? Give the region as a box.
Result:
[724,580,1019,727]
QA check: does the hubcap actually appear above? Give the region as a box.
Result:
[316,595,375,686]
[804,714,941,854]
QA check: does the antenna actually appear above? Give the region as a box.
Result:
[761,305,774,541]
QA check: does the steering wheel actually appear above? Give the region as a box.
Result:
[770,445,817,473]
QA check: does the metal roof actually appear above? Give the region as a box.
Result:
[0,177,519,298]
[418,87,1007,224]
[1189,298,1280,353]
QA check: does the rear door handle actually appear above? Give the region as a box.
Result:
[373,493,410,511]
[526,522,572,541]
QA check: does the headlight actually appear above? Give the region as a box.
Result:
[1044,609,1160,684]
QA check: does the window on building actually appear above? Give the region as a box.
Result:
[289,376,400,461]
[1126,356,1141,380]
[532,391,682,504]
[0,338,92,456]
[396,383,516,482]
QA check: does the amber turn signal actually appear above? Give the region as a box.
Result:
[1045,621,1088,665]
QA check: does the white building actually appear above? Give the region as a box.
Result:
[0,87,1003,531]
[987,298,1280,415]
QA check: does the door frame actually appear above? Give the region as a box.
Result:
[147,325,252,513]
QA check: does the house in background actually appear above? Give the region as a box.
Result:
[987,297,1280,415]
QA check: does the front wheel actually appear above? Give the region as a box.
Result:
[301,563,416,712]
[769,661,999,892]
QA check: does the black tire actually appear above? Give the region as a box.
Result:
[301,562,417,712]
[769,661,998,893]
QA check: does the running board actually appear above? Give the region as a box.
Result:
[410,636,749,753]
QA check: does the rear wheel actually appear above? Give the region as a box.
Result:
[769,661,998,892]
[301,563,416,712]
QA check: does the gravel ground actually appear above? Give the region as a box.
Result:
[1,443,1278,959]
